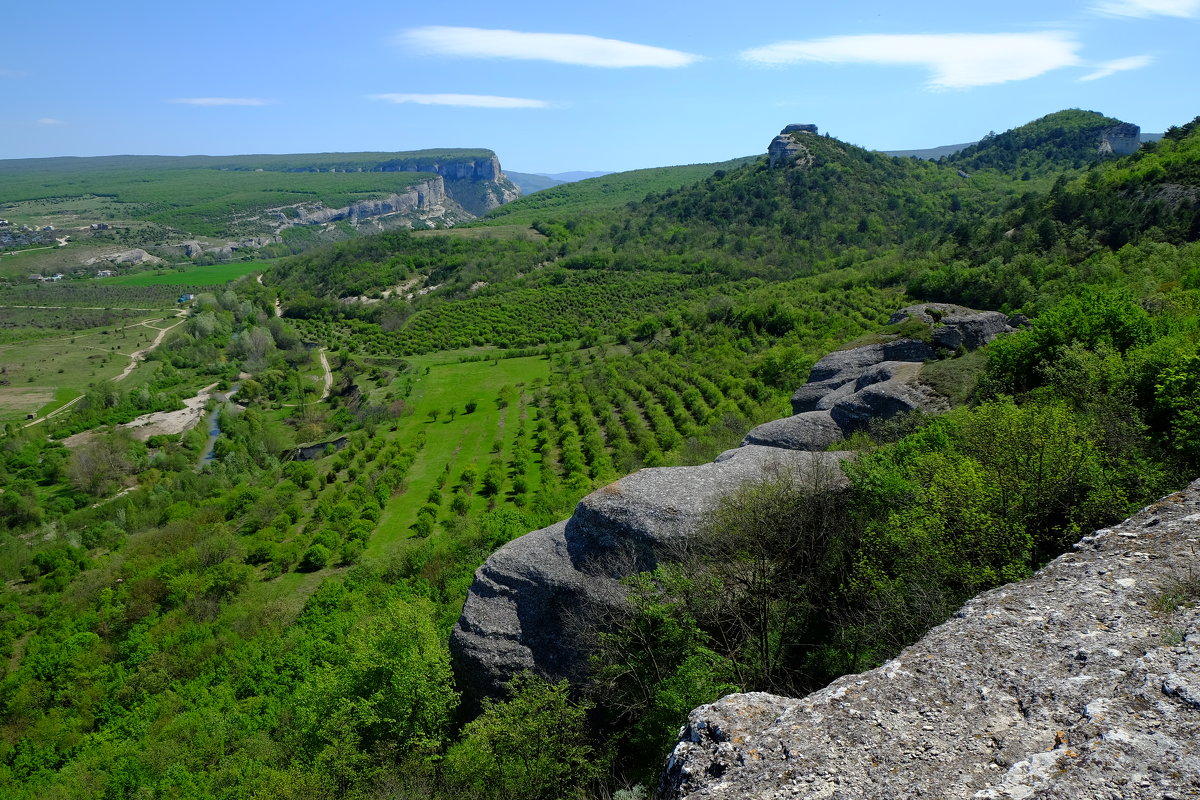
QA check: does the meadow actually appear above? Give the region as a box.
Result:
[104,260,270,287]
[0,312,174,423]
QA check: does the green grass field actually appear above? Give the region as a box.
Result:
[0,313,176,423]
[105,260,270,287]
[412,224,547,242]
[368,354,552,555]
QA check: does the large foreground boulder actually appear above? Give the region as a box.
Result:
[451,447,851,703]
[657,481,1200,799]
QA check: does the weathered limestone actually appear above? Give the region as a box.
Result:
[453,304,1014,705]
[741,411,844,451]
[657,482,1200,799]
[450,448,852,701]
[890,303,1016,351]
[791,339,937,414]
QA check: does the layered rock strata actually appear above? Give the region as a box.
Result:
[658,481,1200,799]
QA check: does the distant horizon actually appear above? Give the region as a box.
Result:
[4,1,1197,172]
[0,115,1168,178]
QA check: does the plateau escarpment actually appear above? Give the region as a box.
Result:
[269,177,463,229]
[451,305,1013,703]
[657,482,1200,799]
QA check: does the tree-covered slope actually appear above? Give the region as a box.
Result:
[945,109,1133,174]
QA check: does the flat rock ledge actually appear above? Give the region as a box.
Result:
[451,447,852,703]
[657,481,1200,800]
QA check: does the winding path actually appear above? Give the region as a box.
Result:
[21,309,187,428]
[317,348,332,401]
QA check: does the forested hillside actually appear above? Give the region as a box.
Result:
[2,110,1199,799]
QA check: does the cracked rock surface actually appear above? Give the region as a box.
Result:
[657,482,1200,800]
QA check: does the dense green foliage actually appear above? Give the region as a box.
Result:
[945,109,1126,174]
[3,109,1200,798]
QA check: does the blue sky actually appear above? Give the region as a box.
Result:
[1,0,1196,173]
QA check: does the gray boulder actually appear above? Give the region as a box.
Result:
[792,340,936,414]
[742,411,844,451]
[829,363,949,432]
[658,481,1200,799]
[890,303,1015,351]
[451,447,852,702]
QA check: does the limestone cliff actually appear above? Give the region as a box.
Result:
[1098,123,1142,156]
[272,177,464,228]
[373,153,520,215]
[657,482,1200,799]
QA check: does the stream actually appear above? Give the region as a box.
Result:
[198,383,240,467]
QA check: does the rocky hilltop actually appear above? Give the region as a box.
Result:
[451,305,1017,703]
[657,481,1200,799]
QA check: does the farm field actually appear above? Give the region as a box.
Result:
[104,260,270,286]
[368,353,552,555]
[0,310,180,423]
[412,224,546,241]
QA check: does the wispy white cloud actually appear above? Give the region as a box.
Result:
[1079,54,1154,81]
[166,97,272,106]
[370,93,548,109]
[1091,0,1200,17]
[37,118,64,126]
[740,32,1082,89]
[398,26,700,68]
[1,68,30,78]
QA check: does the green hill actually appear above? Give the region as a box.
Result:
[945,109,1136,174]
[477,156,758,226]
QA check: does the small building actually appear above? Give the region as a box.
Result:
[96,270,116,278]
[90,223,111,230]
[178,293,195,303]
[28,274,44,282]
[45,273,64,282]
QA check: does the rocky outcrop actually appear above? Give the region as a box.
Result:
[768,125,817,169]
[889,303,1016,351]
[451,447,852,703]
[375,153,520,215]
[454,305,1016,704]
[274,178,461,229]
[1098,122,1142,156]
[751,307,1018,451]
[83,248,163,266]
[741,411,845,451]
[657,481,1200,799]
[790,339,938,414]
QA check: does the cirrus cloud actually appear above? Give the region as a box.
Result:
[1091,0,1200,16]
[740,32,1083,89]
[167,97,272,106]
[369,93,548,109]
[398,26,700,68]
[37,118,64,126]
[1079,54,1154,81]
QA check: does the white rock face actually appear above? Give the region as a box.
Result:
[657,484,1200,799]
